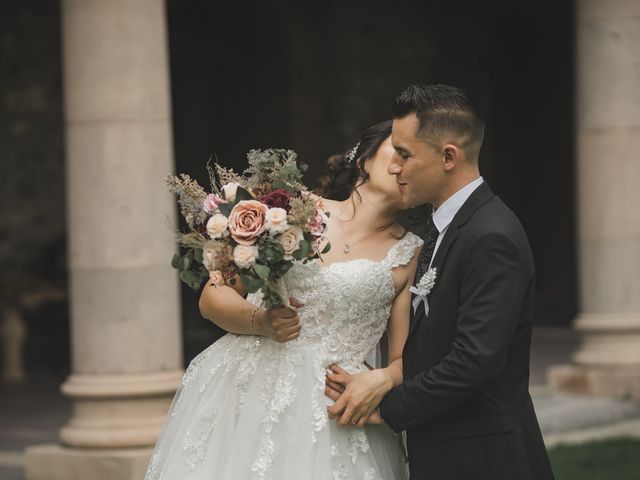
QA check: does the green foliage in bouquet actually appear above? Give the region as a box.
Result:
[171,248,208,291]
[168,231,210,291]
[243,149,308,193]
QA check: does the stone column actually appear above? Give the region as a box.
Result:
[548,0,640,398]
[25,0,183,478]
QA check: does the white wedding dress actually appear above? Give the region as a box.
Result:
[144,232,423,480]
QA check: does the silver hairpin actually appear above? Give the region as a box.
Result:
[346,142,360,164]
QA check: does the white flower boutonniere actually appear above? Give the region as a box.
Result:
[410,267,437,313]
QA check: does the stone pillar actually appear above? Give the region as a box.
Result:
[25,0,183,478]
[548,0,640,398]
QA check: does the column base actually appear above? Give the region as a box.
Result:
[547,313,640,399]
[24,444,153,480]
[58,370,183,448]
[548,364,640,399]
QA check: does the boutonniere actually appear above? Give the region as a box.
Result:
[410,268,437,312]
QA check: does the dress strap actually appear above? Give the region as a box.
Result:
[381,232,424,269]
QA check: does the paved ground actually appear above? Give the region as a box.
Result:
[1,327,639,479]
[0,374,69,480]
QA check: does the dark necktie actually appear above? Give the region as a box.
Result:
[414,218,439,284]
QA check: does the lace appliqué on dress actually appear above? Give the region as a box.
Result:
[348,429,371,464]
[183,410,218,471]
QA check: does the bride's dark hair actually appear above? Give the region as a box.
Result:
[316,119,429,232]
[316,120,393,201]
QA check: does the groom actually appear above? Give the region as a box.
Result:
[326,84,554,479]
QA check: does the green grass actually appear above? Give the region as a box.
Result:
[548,437,640,480]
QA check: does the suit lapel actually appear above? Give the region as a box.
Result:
[428,226,459,287]
[407,182,495,338]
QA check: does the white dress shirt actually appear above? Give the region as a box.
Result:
[413,176,484,314]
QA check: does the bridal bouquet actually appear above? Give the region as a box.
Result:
[165,149,330,308]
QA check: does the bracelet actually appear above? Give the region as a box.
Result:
[249,306,260,335]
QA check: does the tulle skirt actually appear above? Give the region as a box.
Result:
[144,333,409,480]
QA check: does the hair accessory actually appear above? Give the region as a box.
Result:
[345,142,360,164]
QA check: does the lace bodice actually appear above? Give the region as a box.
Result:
[248,232,423,371]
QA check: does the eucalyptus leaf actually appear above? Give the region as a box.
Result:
[180,270,203,291]
[273,261,293,277]
[171,254,182,269]
[235,186,254,202]
[239,274,264,293]
[292,239,310,260]
[259,239,285,263]
[253,263,270,280]
[218,203,233,216]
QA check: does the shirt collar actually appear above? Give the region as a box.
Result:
[432,177,484,233]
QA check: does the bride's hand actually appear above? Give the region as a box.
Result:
[255,298,304,343]
[325,364,393,427]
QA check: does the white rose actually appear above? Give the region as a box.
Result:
[233,244,259,269]
[221,182,241,202]
[278,226,304,259]
[265,207,289,234]
[206,213,229,239]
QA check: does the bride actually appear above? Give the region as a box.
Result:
[144,120,423,480]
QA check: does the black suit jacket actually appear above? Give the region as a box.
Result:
[380,183,554,480]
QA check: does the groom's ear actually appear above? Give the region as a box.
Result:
[441,144,460,172]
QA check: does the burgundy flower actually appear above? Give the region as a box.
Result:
[259,189,294,212]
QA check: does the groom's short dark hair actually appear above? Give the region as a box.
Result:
[392,84,485,161]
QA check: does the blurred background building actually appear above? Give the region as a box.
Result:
[0,0,638,479]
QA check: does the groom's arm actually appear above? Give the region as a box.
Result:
[379,231,532,432]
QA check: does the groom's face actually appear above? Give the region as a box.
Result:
[389,114,444,208]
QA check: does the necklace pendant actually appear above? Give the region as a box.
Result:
[343,242,350,254]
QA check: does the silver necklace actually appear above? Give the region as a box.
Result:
[333,215,391,254]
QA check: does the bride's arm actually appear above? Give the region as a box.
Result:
[381,269,414,386]
[199,280,302,342]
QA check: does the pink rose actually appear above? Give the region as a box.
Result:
[228,200,268,245]
[203,194,226,213]
[307,207,328,236]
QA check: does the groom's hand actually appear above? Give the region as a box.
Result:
[256,298,303,343]
[325,382,384,425]
[325,365,393,427]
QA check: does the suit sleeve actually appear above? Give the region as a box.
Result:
[379,232,531,432]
